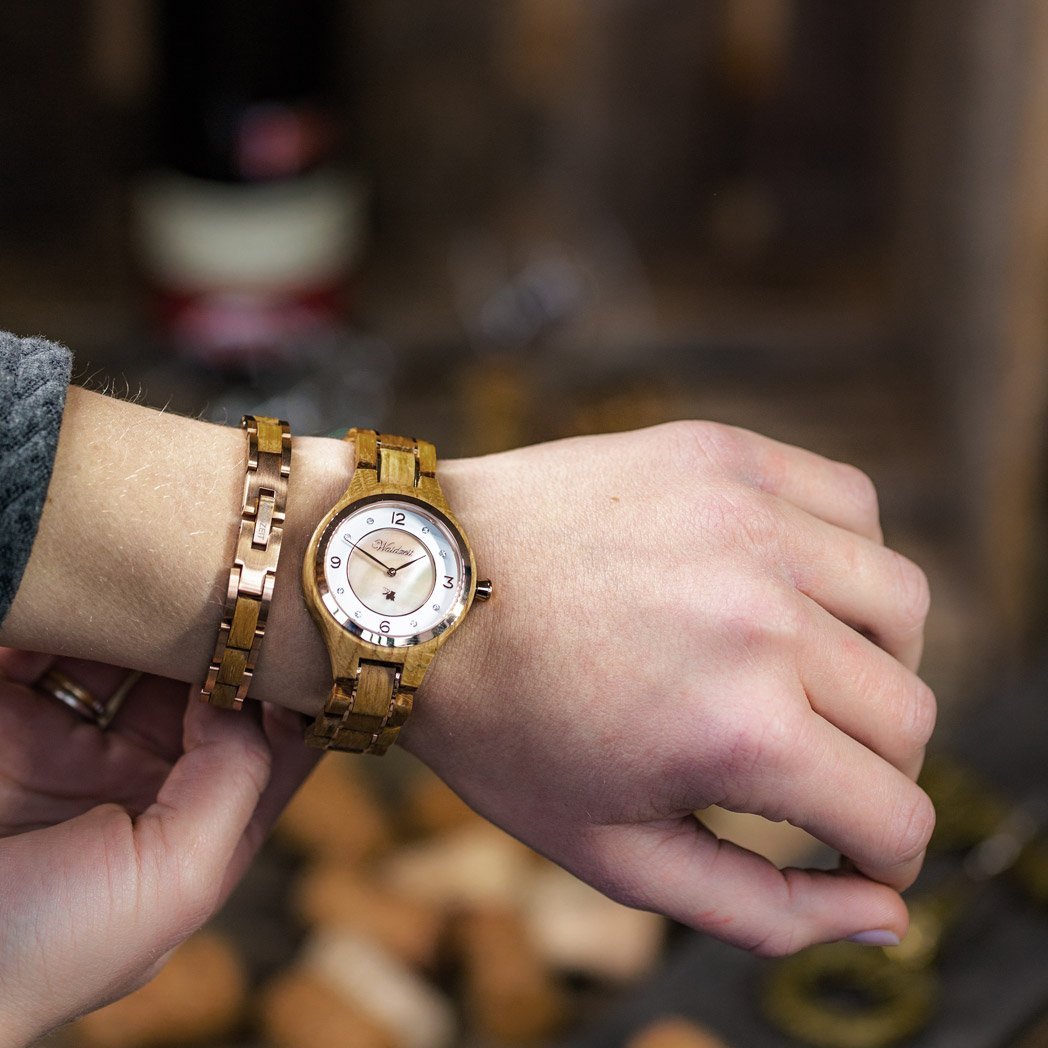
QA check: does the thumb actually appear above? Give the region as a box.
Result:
[579,817,910,956]
[218,703,322,899]
[0,694,277,1043]
[132,690,274,935]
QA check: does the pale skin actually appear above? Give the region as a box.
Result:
[0,652,320,1045]
[0,385,936,1033]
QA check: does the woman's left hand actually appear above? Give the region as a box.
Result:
[0,649,319,1045]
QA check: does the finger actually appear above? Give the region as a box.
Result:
[219,704,321,897]
[252,705,321,836]
[0,652,188,764]
[0,663,168,831]
[98,672,187,763]
[709,427,884,542]
[798,598,937,779]
[133,689,273,931]
[782,509,930,672]
[0,806,148,1037]
[581,818,909,956]
[739,709,935,891]
[44,659,185,759]
[0,648,55,683]
[0,652,137,697]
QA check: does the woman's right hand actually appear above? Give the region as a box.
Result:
[411,421,936,957]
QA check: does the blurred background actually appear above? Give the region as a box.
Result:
[6,2,1048,1046]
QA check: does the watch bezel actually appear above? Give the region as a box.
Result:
[310,491,474,648]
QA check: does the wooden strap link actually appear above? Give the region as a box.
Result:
[201,415,291,711]
[351,428,438,494]
[305,660,415,755]
[305,429,432,754]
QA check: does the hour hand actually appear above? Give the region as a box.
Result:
[348,541,395,575]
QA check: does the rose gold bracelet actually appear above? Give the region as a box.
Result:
[200,415,291,711]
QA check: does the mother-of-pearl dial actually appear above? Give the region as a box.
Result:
[316,498,470,646]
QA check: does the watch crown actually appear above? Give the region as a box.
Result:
[475,579,494,602]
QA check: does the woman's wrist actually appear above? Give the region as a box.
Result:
[394,454,505,763]
[0,387,353,717]
[0,385,504,760]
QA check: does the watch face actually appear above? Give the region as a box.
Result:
[314,496,472,646]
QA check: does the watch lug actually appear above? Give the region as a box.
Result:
[416,473,449,511]
[401,646,438,690]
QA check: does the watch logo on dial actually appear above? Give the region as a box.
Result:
[373,539,416,557]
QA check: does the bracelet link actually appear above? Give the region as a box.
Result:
[201,415,291,712]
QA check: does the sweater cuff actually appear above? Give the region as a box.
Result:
[0,332,73,625]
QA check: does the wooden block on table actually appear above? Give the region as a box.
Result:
[454,907,567,1045]
[299,928,457,1048]
[275,754,392,865]
[403,771,482,837]
[293,862,445,969]
[524,863,665,982]
[626,1017,731,1048]
[73,932,246,1047]
[261,970,399,1048]
[380,822,538,910]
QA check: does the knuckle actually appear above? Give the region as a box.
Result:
[707,487,780,553]
[839,463,881,523]
[737,495,788,554]
[213,730,273,800]
[599,876,649,912]
[579,848,653,914]
[175,868,223,933]
[713,702,802,792]
[888,788,936,868]
[239,740,273,797]
[663,418,747,472]
[891,552,932,631]
[721,583,805,656]
[94,800,133,829]
[750,925,802,959]
[159,848,224,933]
[93,801,135,859]
[900,677,938,753]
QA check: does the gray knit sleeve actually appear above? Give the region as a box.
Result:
[0,332,73,625]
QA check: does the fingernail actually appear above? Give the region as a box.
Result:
[847,929,901,947]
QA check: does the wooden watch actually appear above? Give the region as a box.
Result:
[302,429,491,754]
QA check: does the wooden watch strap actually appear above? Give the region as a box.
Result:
[305,659,416,755]
[304,429,432,754]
